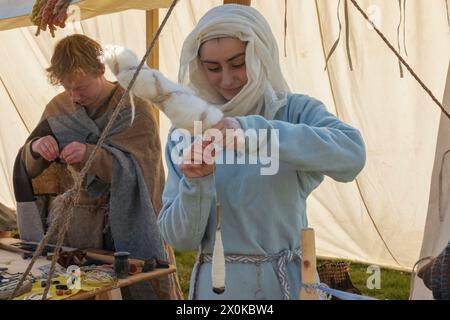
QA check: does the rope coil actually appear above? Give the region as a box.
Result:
[30,0,71,37]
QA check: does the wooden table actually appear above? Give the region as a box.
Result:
[0,238,176,300]
[69,267,176,300]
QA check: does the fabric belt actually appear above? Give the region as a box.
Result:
[192,248,302,300]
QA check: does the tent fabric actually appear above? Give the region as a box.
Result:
[0,0,171,31]
[294,0,448,271]
[0,0,449,283]
[411,62,450,299]
[0,9,151,229]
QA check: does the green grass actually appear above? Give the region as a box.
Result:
[344,260,411,300]
[174,250,197,298]
[174,251,411,300]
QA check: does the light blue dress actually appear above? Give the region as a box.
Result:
[157,94,366,300]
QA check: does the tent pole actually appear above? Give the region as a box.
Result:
[0,231,11,238]
[223,0,251,5]
[146,9,160,126]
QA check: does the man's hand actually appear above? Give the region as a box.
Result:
[179,139,215,179]
[60,142,87,165]
[209,117,244,151]
[31,135,59,161]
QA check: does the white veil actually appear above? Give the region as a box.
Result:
[178,4,290,120]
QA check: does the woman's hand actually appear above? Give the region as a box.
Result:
[179,139,215,178]
[31,135,60,161]
[209,117,244,151]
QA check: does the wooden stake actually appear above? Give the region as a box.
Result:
[299,228,320,300]
[0,231,12,238]
[223,0,251,5]
[146,9,160,126]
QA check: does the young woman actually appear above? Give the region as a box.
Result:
[157,4,366,300]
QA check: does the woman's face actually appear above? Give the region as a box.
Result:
[199,37,248,101]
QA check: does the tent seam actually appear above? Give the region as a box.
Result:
[0,76,31,133]
[314,0,401,266]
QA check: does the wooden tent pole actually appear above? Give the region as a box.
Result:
[223,0,251,5]
[299,228,320,300]
[0,231,11,238]
[146,9,160,126]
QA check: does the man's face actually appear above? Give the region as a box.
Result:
[61,71,105,108]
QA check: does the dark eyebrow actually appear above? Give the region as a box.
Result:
[201,52,246,64]
[226,52,245,62]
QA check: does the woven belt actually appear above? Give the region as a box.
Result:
[192,248,302,300]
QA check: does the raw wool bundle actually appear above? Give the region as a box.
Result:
[102,45,230,294]
[29,0,71,37]
[101,45,224,132]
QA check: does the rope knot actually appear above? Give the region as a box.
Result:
[278,248,302,264]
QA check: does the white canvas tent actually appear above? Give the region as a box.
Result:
[411,62,450,299]
[0,0,449,299]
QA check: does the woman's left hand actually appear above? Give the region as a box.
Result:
[208,117,244,151]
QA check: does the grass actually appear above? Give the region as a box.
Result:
[174,250,197,298]
[4,229,411,299]
[344,260,411,300]
[174,251,411,300]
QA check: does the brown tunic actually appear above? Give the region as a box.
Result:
[18,82,182,299]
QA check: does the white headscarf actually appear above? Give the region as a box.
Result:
[178,4,290,120]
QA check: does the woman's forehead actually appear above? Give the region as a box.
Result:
[199,37,246,61]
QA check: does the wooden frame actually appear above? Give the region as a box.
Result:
[69,267,176,300]
[146,9,160,125]
[0,238,176,301]
[223,0,251,5]
[299,228,320,300]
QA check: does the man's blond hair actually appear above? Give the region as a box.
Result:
[46,34,104,85]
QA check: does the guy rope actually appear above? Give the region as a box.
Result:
[348,0,449,119]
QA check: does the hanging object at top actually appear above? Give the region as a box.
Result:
[29,0,72,37]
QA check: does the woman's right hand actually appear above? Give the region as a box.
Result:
[179,139,215,178]
[31,135,59,161]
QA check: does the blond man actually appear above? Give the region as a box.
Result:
[13,34,181,300]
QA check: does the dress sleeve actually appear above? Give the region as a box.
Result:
[236,95,366,182]
[157,132,215,250]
